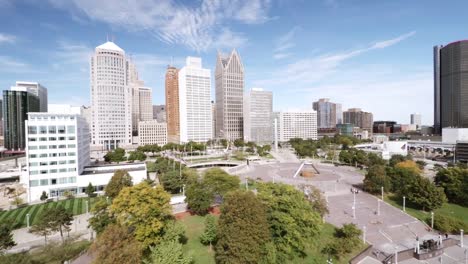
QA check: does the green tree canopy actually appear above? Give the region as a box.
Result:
[185,181,212,215]
[128,151,147,162]
[144,240,192,264]
[89,198,115,234]
[104,147,127,163]
[434,167,468,206]
[0,220,16,252]
[363,165,391,194]
[203,168,240,197]
[215,190,271,264]
[402,175,447,211]
[105,170,133,199]
[200,215,217,249]
[85,182,95,197]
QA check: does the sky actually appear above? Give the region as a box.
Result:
[1,0,468,125]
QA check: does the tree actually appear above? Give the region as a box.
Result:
[33,206,73,242]
[144,240,192,264]
[434,167,468,206]
[323,223,362,259]
[105,170,133,199]
[395,160,422,175]
[215,190,271,264]
[366,153,386,166]
[128,151,147,162]
[203,168,240,198]
[91,224,142,264]
[29,213,54,244]
[40,191,48,202]
[160,170,184,194]
[185,181,212,215]
[104,147,127,163]
[85,182,95,197]
[257,182,322,262]
[389,154,409,167]
[402,175,447,211]
[220,139,228,148]
[363,165,391,194]
[200,215,217,250]
[0,221,16,252]
[298,184,329,217]
[233,138,245,148]
[110,182,173,248]
[89,198,115,234]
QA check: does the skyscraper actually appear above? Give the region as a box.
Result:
[153,105,166,123]
[434,40,468,133]
[139,87,153,121]
[312,98,342,130]
[215,49,244,141]
[277,111,318,141]
[14,81,48,112]
[343,108,373,133]
[410,113,422,129]
[244,88,273,143]
[165,66,180,143]
[178,57,212,143]
[90,41,132,149]
[3,87,40,150]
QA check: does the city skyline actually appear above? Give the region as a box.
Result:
[2,1,468,124]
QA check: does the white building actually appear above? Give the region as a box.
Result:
[277,111,318,142]
[24,112,91,202]
[90,41,132,150]
[139,87,153,121]
[138,120,167,146]
[215,50,244,140]
[14,81,48,112]
[442,128,468,144]
[244,88,273,143]
[410,113,422,129]
[178,57,212,143]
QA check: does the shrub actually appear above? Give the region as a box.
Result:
[428,214,468,234]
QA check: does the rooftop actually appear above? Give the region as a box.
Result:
[96,41,124,53]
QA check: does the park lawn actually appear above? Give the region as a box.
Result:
[178,214,216,264]
[0,197,98,229]
[385,194,468,225]
[179,215,366,264]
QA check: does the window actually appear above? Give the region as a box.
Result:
[40,162,47,166]
[28,137,37,142]
[67,126,75,134]
[30,180,39,186]
[49,145,57,149]
[29,146,38,150]
[39,154,47,158]
[40,170,47,174]
[68,168,76,172]
[39,126,47,134]
[59,168,67,172]
[39,137,47,141]
[50,161,57,165]
[49,153,57,157]
[48,126,56,134]
[59,153,66,157]
[58,126,66,134]
[68,152,76,156]
[51,179,57,185]
[59,145,66,149]
[69,177,76,183]
[59,137,65,141]
[68,144,76,148]
[29,154,37,158]
[50,169,57,173]
[28,126,37,134]
[40,179,48,186]
[49,137,56,141]
[68,136,76,140]
[68,160,76,164]
[59,160,66,164]
[30,171,38,176]
[39,145,47,149]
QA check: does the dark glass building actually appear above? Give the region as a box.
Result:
[434,40,468,134]
[3,90,40,150]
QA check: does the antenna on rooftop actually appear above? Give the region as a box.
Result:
[106,34,109,42]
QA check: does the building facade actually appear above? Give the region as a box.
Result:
[165,66,180,143]
[343,108,373,133]
[15,81,48,112]
[138,120,167,146]
[277,111,318,142]
[243,88,273,143]
[434,40,468,133]
[153,105,166,123]
[215,50,244,141]
[312,98,342,129]
[3,88,40,150]
[178,57,212,143]
[24,112,90,201]
[373,121,399,134]
[90,41,132,149]
[410,113,422,129]
[139,87,153,121]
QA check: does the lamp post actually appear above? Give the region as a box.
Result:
[377,199,381,216]
[381,186,384,201]
[461,229,464,248]
[26,213,30,228]
[403,196,406,212]
[363,226,367,244]
[394,247,398,264]
[431,212,434,229]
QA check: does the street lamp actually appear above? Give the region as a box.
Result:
[363,226,367,244]
[461,229,464,248]
[403,196,406,212]
[26,213,30,228]
[431,212,434,229]
[377,199,381,216]
[381,186,384,200]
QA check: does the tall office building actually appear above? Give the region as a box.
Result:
[244,88,273,143]
[343,108,373,132]
[410,113,422,129]
[90,41,132,149]
[3,87,40,151]
[138,120,167,146]
[15,81,48,112]
[312,98,342,129]
[153,105,166,123]
[178,57,212,143]
[139,87,153,121]
[277,111,318,142]
[165,66,180,143]
[215,49,244,141]
[434,40,468,134]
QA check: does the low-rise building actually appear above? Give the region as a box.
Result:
[277,111,317,142]
[138,120,167,146]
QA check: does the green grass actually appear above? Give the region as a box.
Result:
[384,194,468,225]
[178,215,366,264]
[179,214,216,264]
[0,197,98,229]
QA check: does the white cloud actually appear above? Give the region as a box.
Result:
[0,33,16,44]
[0,56,35,73]
[273,27,298,59]
[273,53,292,59]
[53,41,93,64]
[371,31,416,49]
[48,0,272,52]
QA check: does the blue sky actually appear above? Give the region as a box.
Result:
[1,0,468,125]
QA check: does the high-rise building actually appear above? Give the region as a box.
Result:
[410,113,422,129]
[312,98,342,130]
[138,120,167,146]
[277,111,318,142]
[178,57,212,143]
[15,81,48,112]
[343,108,373,133]
[139,87,153,121]
[165,66,180,143]
[153,105,166,123]
[215,49,244,141]
[244,88,273,143]
[90,41,132,149]
[434,40,468,134]
[3,87,40,151]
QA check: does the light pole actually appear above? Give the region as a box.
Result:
[353,191,356,219]
[85,200,89,214]
[394,247,398,264]
[363,226,367,244]
[431,212,434,229]
[381,186,384,201]
[461,229,464,248]
[464,249,467,264]
[403,196,406,212]
[26,213,30,228]
[377,199,381,216]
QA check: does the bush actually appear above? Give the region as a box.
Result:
[428,214,468,234]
